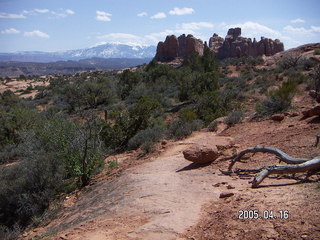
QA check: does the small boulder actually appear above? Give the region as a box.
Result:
[271,113,285,121]
[219,192,234,198]
[183,144,219,164]
[302,105,320,118]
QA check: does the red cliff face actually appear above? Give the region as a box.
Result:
[155,34,204,62]
[155,28,284,62]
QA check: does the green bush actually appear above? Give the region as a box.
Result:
[190,119,204,131]
[0,152,64,228]
[256,78,297,115]
[224,110,245,127]
[168,120,193,140]
[208,120,218,132]
[128,125,165,151]
[101,96,163,152]
[178,108,198,122]
[314,49,320,55]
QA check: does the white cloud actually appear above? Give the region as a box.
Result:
[169,7,194,16]
[96,10,112,21]
[24,30,50,38]
[34,9,50,14]
[150,12,166,19]
[311,26,320,32]
[23,9,49,15]
[283,25,320,35]
[290,18,305,23]
[51,9,76,18]
[1,28,20,34]
[65,9,75,15]
[0,12,26,19]
[137,12,147,17]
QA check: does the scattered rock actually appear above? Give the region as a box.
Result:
[219,192,234,198]
[183,144,219,164]
[289,112,299,117]
[309,90,317,98]
[226,185,235,189]
[271,113,285,121]
[302,105,320,117]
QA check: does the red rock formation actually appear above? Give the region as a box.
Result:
[155,34,204,62]
[155,28,284,62]
[209,28,284,59]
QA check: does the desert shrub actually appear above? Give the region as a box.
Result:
[118,69,142,100]
[190,119,204,131]
[309,66,320,93]
[194,90,227,124]
[0,224,22,240]
[283,67,299,78]
[167,119,193,140]
[167,118,202,140]
[128,125,165,151]
[314,49,320,55]
[208,120,218,132]
[256,78,297,115]
[277,53,303,70]
[299,58,316,70]
[224,110,245,127]
[0,151,64,228]
[0,105,39,147]
[178,108,198,122]
[101,96,163,152]
[0,145,19,164]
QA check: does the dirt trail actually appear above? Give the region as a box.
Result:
[24,113,320,240]
[31,132,236,240]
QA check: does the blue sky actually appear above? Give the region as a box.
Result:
[0,0,319,52]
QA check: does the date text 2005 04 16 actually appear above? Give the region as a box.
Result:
[238,210,289,220]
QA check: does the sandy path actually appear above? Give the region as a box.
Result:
[29,132,236,240]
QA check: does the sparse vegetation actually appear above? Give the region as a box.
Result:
[256,78,297,116]
[224,110,245,127]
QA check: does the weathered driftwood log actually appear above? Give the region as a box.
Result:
[251,157,320,188]
[225,146,320,188]
[228,145,310,171]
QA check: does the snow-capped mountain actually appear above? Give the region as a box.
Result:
[0,43,156,62]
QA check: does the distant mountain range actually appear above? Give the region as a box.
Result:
[0,43,156,62]
[0,58,154,78]
[0,43,156,77]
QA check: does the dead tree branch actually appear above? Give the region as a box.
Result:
[224,146,320,188]
[228,145,310,171]
[251,157,320,188]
